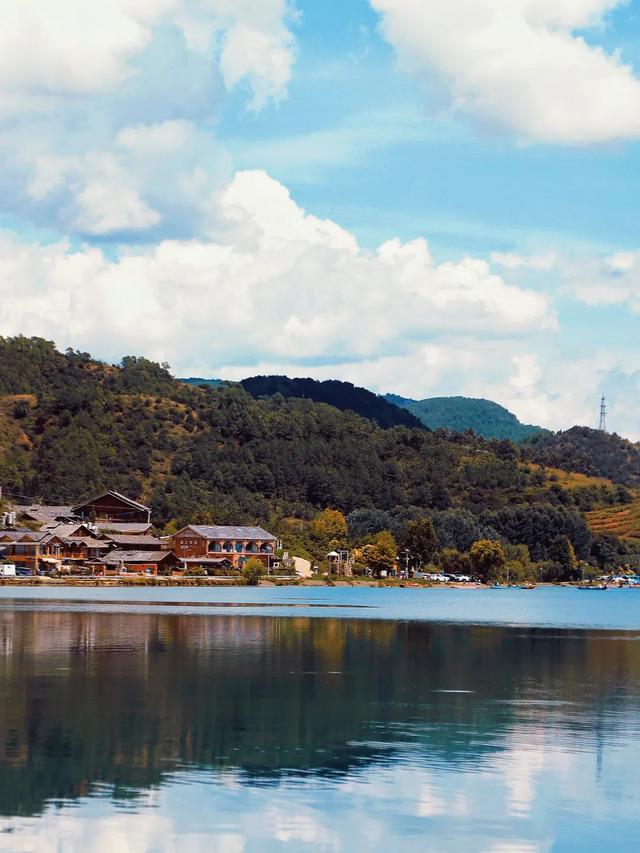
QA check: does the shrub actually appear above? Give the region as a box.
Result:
[242,558,265,586]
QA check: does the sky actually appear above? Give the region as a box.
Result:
[0,1,639,437]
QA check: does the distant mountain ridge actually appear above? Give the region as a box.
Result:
[182,377,224,388]
[386,394,547,442]
[182,376,546,439]
[238,376,424,430]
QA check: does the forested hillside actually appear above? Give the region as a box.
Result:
[387,394,546,441]
[527,426,640,487]
[0,336,638,575]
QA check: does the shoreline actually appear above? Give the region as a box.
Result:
[0,577,571,589]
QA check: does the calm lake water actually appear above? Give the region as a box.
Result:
[0,587,639,851]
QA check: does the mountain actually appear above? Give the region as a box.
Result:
[182,377,224,388]
[386,395,546,442]
[526,426,640,488]
[239,376,424,430]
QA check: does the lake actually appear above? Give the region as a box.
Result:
[0,587,639,851]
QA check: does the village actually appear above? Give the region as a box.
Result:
[0,490,291,579]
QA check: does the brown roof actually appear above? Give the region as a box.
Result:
[3,531,50,543]
[62,537,109,549]
[73,490,150,514]
[101,550,177,565]
[41,523,96,538]
[15,505,75,522]
[105,534,163,548]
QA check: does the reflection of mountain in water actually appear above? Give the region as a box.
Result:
[0,611,639,818]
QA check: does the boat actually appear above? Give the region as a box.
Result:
[490,583,508,589]
[577,583,608,590]
[520,583,536,590]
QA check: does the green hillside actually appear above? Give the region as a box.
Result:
[527,426,640,488]
[1,336,638,575]
[387,394,546,442]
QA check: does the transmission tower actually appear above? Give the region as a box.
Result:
[598,395,607,432]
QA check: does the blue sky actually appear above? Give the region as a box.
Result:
[224,1,640,255]
[0,0,639,437]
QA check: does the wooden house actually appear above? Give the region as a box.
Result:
[72,491,151,524]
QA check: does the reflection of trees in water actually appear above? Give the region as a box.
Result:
[0,611,639,818]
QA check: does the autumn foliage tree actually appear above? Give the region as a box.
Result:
[362,531,397,577]
[469,539,507,583]
[312,509,348,548]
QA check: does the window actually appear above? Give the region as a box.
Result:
[208,541,222,553]
[223,541,233,553]
[260,543,273,554]
[246,542,257,553]
[235,542,243,553]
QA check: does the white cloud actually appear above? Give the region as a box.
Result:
[72,181,161,236]
[28,151,161,236]
[217,20,295,110]
[0,169,553,375]
[563,251,640,309]
[491,252,558,271]
[0,0,295,107]
[0,0,167,96]
[369,0,640,143]
[0,1,296,239]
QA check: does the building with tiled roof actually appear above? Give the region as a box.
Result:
[100,550,179,575]
[172,524,278,569]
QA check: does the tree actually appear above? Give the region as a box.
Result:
[242,558,265,586]
[362,531,397,577]
[312,509,348,546]
[590,532,624,572]
[347,508,394,541]
[469,539,506,583]
[399,518,438,568]
[548,535,578,580]
[504,543,536,583]
[439,548,470,575]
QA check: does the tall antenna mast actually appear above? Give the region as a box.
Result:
[598,395,607,432]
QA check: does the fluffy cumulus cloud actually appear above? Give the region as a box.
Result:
[0,169,554,371]
[369,0,640,143]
